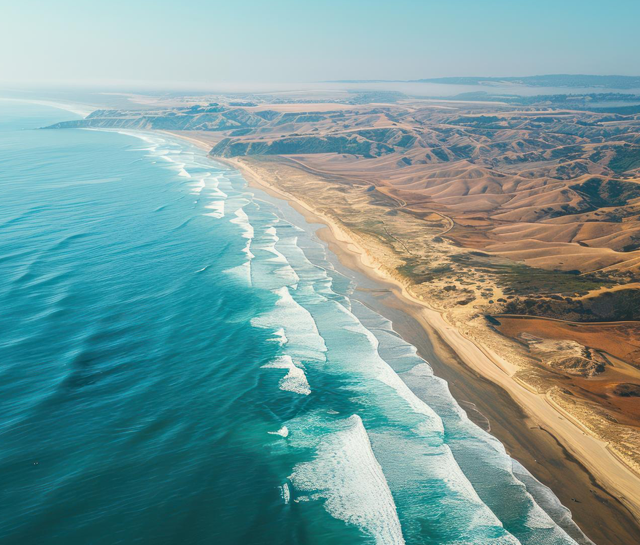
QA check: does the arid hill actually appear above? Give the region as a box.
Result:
[206,103,640,276]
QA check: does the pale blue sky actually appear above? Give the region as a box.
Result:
[1,0,638,87]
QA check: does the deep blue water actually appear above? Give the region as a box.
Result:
[0,103,592,545]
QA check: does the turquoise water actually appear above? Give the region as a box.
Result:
[0,103,592,545]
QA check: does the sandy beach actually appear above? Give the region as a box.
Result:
[166,131,640,544]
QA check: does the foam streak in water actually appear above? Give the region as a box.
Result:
[262,355,310,395]
[290,415,405,545]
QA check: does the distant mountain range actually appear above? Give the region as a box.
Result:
[332,75,640,89]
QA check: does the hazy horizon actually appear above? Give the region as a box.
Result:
[2,0,639,88]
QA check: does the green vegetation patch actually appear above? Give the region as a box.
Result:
[503,289,640,322]
[429,147,450,162]
[608,146,640,174]
[450,253,610,296]
[398,257,452,284]
[549,145,583,160]
[210,135,395,158]
[571,177,640,207]
[449,144,476,159]
[449,116,501,126]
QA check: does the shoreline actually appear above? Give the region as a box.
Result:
[164,131,640,544]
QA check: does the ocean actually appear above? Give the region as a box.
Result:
[0,103,592,544]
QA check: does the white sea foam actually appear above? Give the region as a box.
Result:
[208,175,228,199]
[330,301,444,433]
[357,304,580,544]
[249,222,300,289]
[273,231,334,302]
[264,239,287,264]
[229,208,255,260]
[157,154,192,178]
[190,177,206,195]
[107,130,165,154]
[290,415,405,545]
[367,428,522,544]
[266,328,288,346]
[230,208,254,239]
[265,234,526,543]
[204,201,225,219]
[262,355,310,395]
[242,240,255,260]
[223,261,251,286]
[255,286,327,359]
[512,460,592,543]
[209,186,228,199]
[268,426,289,438]
[280,483,291,504]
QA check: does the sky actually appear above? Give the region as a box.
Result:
[1,0,639,88]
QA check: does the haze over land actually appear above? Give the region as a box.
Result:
[3,0,640,543]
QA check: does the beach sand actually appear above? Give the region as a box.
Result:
[166,131,640,545]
